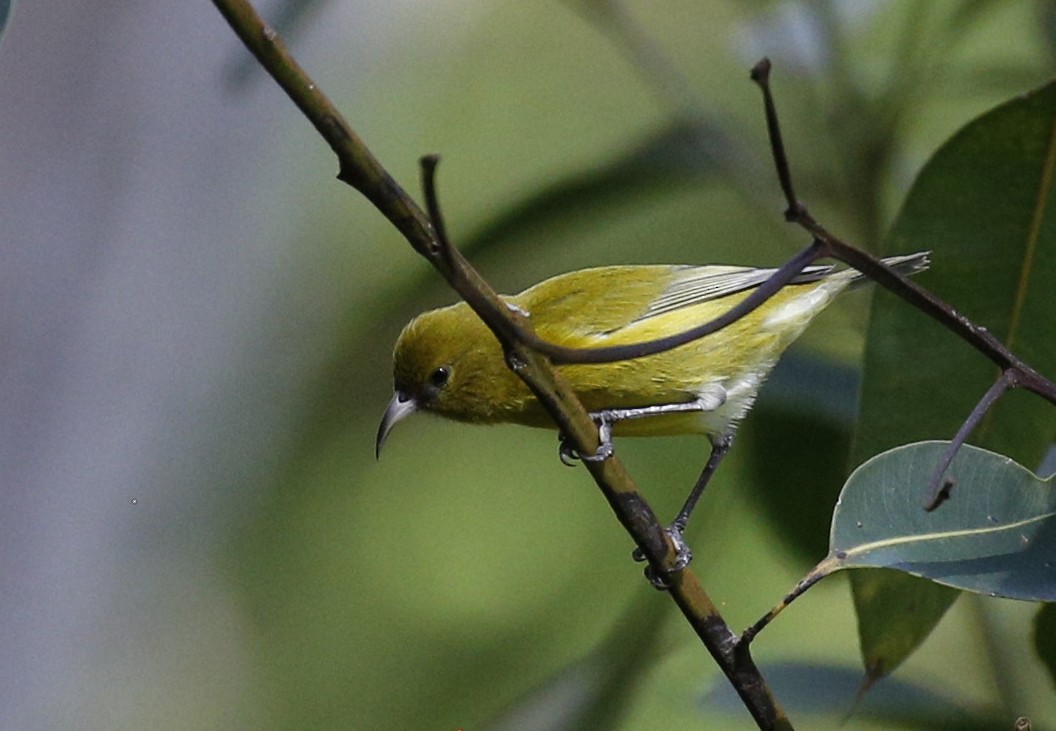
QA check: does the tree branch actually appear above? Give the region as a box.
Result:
[746,57,1056,512]
[748,58,1056,408]
[212,1,792,727]
[923,370,1018,511]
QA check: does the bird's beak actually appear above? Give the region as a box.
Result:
[376,391,418,458]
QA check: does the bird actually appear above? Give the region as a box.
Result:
[376,253,929,568]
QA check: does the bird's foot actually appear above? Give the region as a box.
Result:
[557,418,614,466]
[558,435,614,466]
[632,525,693,589]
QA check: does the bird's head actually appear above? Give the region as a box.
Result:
[376,303,513,457]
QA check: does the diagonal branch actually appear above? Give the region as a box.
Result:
[212,1,792,728]
[748,58,1056,410]
[746,57,1056,517]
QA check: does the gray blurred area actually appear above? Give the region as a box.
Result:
[0,3,344,727]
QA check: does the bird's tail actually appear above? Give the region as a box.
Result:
[844,251,931,289]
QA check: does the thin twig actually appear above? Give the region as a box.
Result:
[740,566,829,649]
[420,155,455,267]
[748,57,1056,410]
[923,370,1019,511]
[750,58,802,218]
[747,55,1056,520]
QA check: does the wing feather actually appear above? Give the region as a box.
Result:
[640,264,835,320]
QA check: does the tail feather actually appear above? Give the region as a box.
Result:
[879,251,931,276]
[845,251,930,289]
[760,251,930,332]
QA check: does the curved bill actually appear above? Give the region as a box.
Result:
[375,392,418,458]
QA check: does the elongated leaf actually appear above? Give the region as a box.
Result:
[0,1,13,45]
[1035,603,1056,689]
[851,78,1056,677]
[818,442,1056,600]
[846,570,953,680]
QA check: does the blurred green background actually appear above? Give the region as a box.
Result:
[1,1,1054,729]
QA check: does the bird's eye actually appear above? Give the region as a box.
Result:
[428,366,451,389]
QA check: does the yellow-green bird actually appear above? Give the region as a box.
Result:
[377,254,928,558]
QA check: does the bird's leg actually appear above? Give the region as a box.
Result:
[631,430,734,587]
[557,394,728,586]
[671,430,733,536]
[558,396,717,465]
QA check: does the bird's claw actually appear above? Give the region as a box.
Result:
[558,438,614,466]
[557,419,614,466]
[632,527,693,589]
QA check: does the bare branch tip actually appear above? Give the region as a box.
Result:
[419,154,452,259]
[783,201,810,223]
[925,478,955,512]
[750,58,772,84]
[739,621,762,649]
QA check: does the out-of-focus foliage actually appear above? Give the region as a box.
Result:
[1037,604,1056,691]
[0,1,12,44]
[851,75,1056,683]
[2,2,1054,730]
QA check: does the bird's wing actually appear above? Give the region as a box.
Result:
[515,266,678,342]
[638,263,835,321]
[515,263,837,345]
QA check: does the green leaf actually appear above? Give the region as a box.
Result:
[848,571,953,680]
[821,442,1056,600]
[849,576,958,689]
[742,354,858,562]
[851,78,1056,677]
[1035,603,1056,689]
